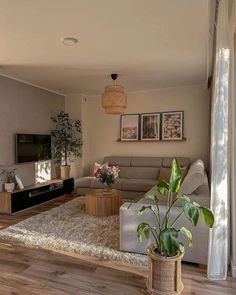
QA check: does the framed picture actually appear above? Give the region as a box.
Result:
[162,111,184,140]
[15,174,24,190]
[140,113,161,141]
[120,114,140,141]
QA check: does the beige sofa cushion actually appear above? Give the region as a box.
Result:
[103,156,131,167]
[120,167,160,180]
[131,157,162,167]
[122,179,157,192]
[75,177,93,188]
[179,159,205,194]
[91,178,123,190]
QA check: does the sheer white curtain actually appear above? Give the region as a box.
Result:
[208,0,230,280]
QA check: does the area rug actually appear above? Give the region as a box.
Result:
[0,197,147,266]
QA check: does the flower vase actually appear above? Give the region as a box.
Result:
[103,182,112,194]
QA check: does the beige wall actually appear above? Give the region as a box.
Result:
[0,76,64,186]
[83,85,210,174]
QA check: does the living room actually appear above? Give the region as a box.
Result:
[0,0,235,294]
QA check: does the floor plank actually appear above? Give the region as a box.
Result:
[0,193,234,294]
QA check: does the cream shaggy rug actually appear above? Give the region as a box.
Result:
[0,197,147,266]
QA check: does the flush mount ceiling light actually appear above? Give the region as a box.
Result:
[62,37,78,46]
[101,74,127,115]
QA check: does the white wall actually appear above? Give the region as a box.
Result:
[65,94,86,179]
[83,85,210,174]
[0,76,64,186]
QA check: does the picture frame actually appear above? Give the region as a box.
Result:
[120,114,140,141]
[162,111,184,140]
[140,112,161,141]
[15,174,24,190]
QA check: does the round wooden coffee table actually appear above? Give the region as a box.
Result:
[85,189,123,217]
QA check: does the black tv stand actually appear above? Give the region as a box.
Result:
[0,178,74,214]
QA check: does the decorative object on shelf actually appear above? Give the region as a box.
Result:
[51,110,82,179]
[94,163,120,192]
[120,114,139,141]
[4,165,16,192]
[162,111,184,140]
[136,159,214,295]
[101,73,127,114]
[15,174,24,190]
[140,112,161,141]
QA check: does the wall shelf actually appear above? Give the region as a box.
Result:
[117,138,187,142]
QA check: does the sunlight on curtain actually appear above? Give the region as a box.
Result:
[208,0,230,280]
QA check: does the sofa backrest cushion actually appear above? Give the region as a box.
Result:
[162,157,190,168]
[179,159,205,194]
[103,156,131,167]
[103,156,191,180]
[120,166,160,180]
[131,157,162,168]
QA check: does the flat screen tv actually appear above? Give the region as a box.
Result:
[16,134,52,163]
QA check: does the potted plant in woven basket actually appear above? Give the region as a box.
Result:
[51,110,82,179]
[137,159,214,295]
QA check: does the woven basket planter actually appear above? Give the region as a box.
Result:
[146,244,184,295]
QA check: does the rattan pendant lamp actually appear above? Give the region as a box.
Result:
[101,73,127,114]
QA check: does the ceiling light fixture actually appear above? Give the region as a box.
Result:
[62,37,78,46]
[101,73,127,115]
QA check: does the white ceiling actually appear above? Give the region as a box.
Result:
[0,0,210,96]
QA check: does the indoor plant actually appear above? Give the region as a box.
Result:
[51,110,82,179]
[4,166,16,192]
[94,163,120,192]
[137,159,214,295]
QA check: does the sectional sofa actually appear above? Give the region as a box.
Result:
[75,156,190,199]
[75,156,210,265]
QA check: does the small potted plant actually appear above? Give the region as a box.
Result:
[51,110,82,179]
[137,159,214,295]
[4,166,16,192]
[94,163,120,192]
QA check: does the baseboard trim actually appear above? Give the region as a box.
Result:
[231,261,236,278]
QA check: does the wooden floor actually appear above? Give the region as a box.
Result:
[0,194,235,295]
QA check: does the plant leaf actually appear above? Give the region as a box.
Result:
[200,207,214,228]
[180,227,192,247]
[138,205,152,216]
[157,180,169,196]
[137,222,150,243]
[179,196,200,226]
[147,194,160,202]
[160,228,180,256]
[169,159,182,193]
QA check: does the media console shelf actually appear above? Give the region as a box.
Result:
[0,178,74,214]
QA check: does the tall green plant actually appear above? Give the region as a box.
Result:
[137,159,214,257]
[51,110,82,165]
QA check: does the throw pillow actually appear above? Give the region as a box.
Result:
[179,159,205,194]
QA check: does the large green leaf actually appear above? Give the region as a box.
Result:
[137,222,150,243]
[169,159,181,193]
[200,207,214,228]
[157,180,169,196]
[138,205,152,216]
[180,196,199,226]
[180,227,192,247]
[147,194,160,203]
[160,228,180,256]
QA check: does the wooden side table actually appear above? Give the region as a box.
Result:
[85,189,123,217]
